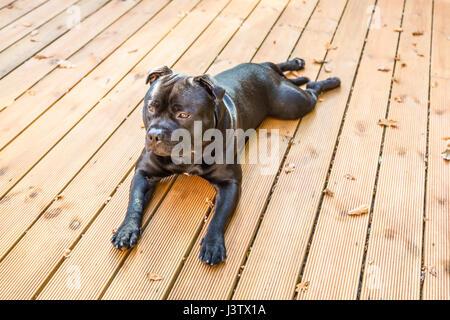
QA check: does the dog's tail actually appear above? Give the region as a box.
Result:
[288,76,310,86]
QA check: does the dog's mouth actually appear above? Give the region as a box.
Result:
[145,142,173,157]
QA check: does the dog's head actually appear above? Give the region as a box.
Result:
[142,66,225,157]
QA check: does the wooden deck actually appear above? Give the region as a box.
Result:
[0,0,448,300]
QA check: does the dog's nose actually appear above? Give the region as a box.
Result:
[147,128,164,144]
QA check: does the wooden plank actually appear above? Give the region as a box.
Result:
[0,0,137,111]
[0,0,47,29]
[0,0,170,150]
[38,0,263,300]
[0,1,18,10]
[0,0,217,260]
[359,0,432,300]
[422,0,450,300]
[0,110,174,299]
[169,0,348,300]
[102,0,301,300]
[207,0,288,75]
[0,0,193,195]
[232,0,375,299]
[0,0,109,78]
[0,0,79,52]
[294,0,404,300]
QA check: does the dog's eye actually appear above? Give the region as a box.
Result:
[177,112,191,119]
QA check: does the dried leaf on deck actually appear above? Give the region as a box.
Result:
[377,119,398,128]
[146,272,163,281]
[34,54,49,60]
[344,173,356,181]
[63,249,71,258]
[347,204,369,216]
[295,281,309,293]
[313,58,328,64]
[441,149,450,161]
[57,59,76,69]
[325,42,338,50]
[377,65,390,72]
[284,162,295,173]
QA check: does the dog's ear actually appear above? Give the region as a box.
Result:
[146,66,173,85]
[193,74,225,101]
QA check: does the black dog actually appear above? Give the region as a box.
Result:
[111,58,340,265]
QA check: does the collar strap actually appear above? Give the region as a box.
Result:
[222,92,237,130]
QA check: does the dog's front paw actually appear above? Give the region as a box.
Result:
[111,222,142,250]
[199,235,226,266]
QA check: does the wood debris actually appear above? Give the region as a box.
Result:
[295,281,309,293]
[146,272,163,281]
[347,204,369,216]
[401,62,407,68]
[323,188,334,197]
[30,30,39,37]
[63,249,71,258]
[393,28,403,33]
[22,22,32,27]
[412,30,424,36]
[377,118,398,128]
[128,49,138,54]
[393,96,403,103]
[112,228,118,234]
[392,77,399,83]
[324,65,332,73]
[377,65,390,72]
[284,162,295,173]
[431,81,438,88]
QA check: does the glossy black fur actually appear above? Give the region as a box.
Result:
[111,58,340,265]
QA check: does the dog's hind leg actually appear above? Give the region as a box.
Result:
[260,58,309,86]
[306,77,341,96]
[276,57,305,72]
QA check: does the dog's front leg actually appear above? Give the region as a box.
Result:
[200,179,241,266]
[112,169,158,250]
